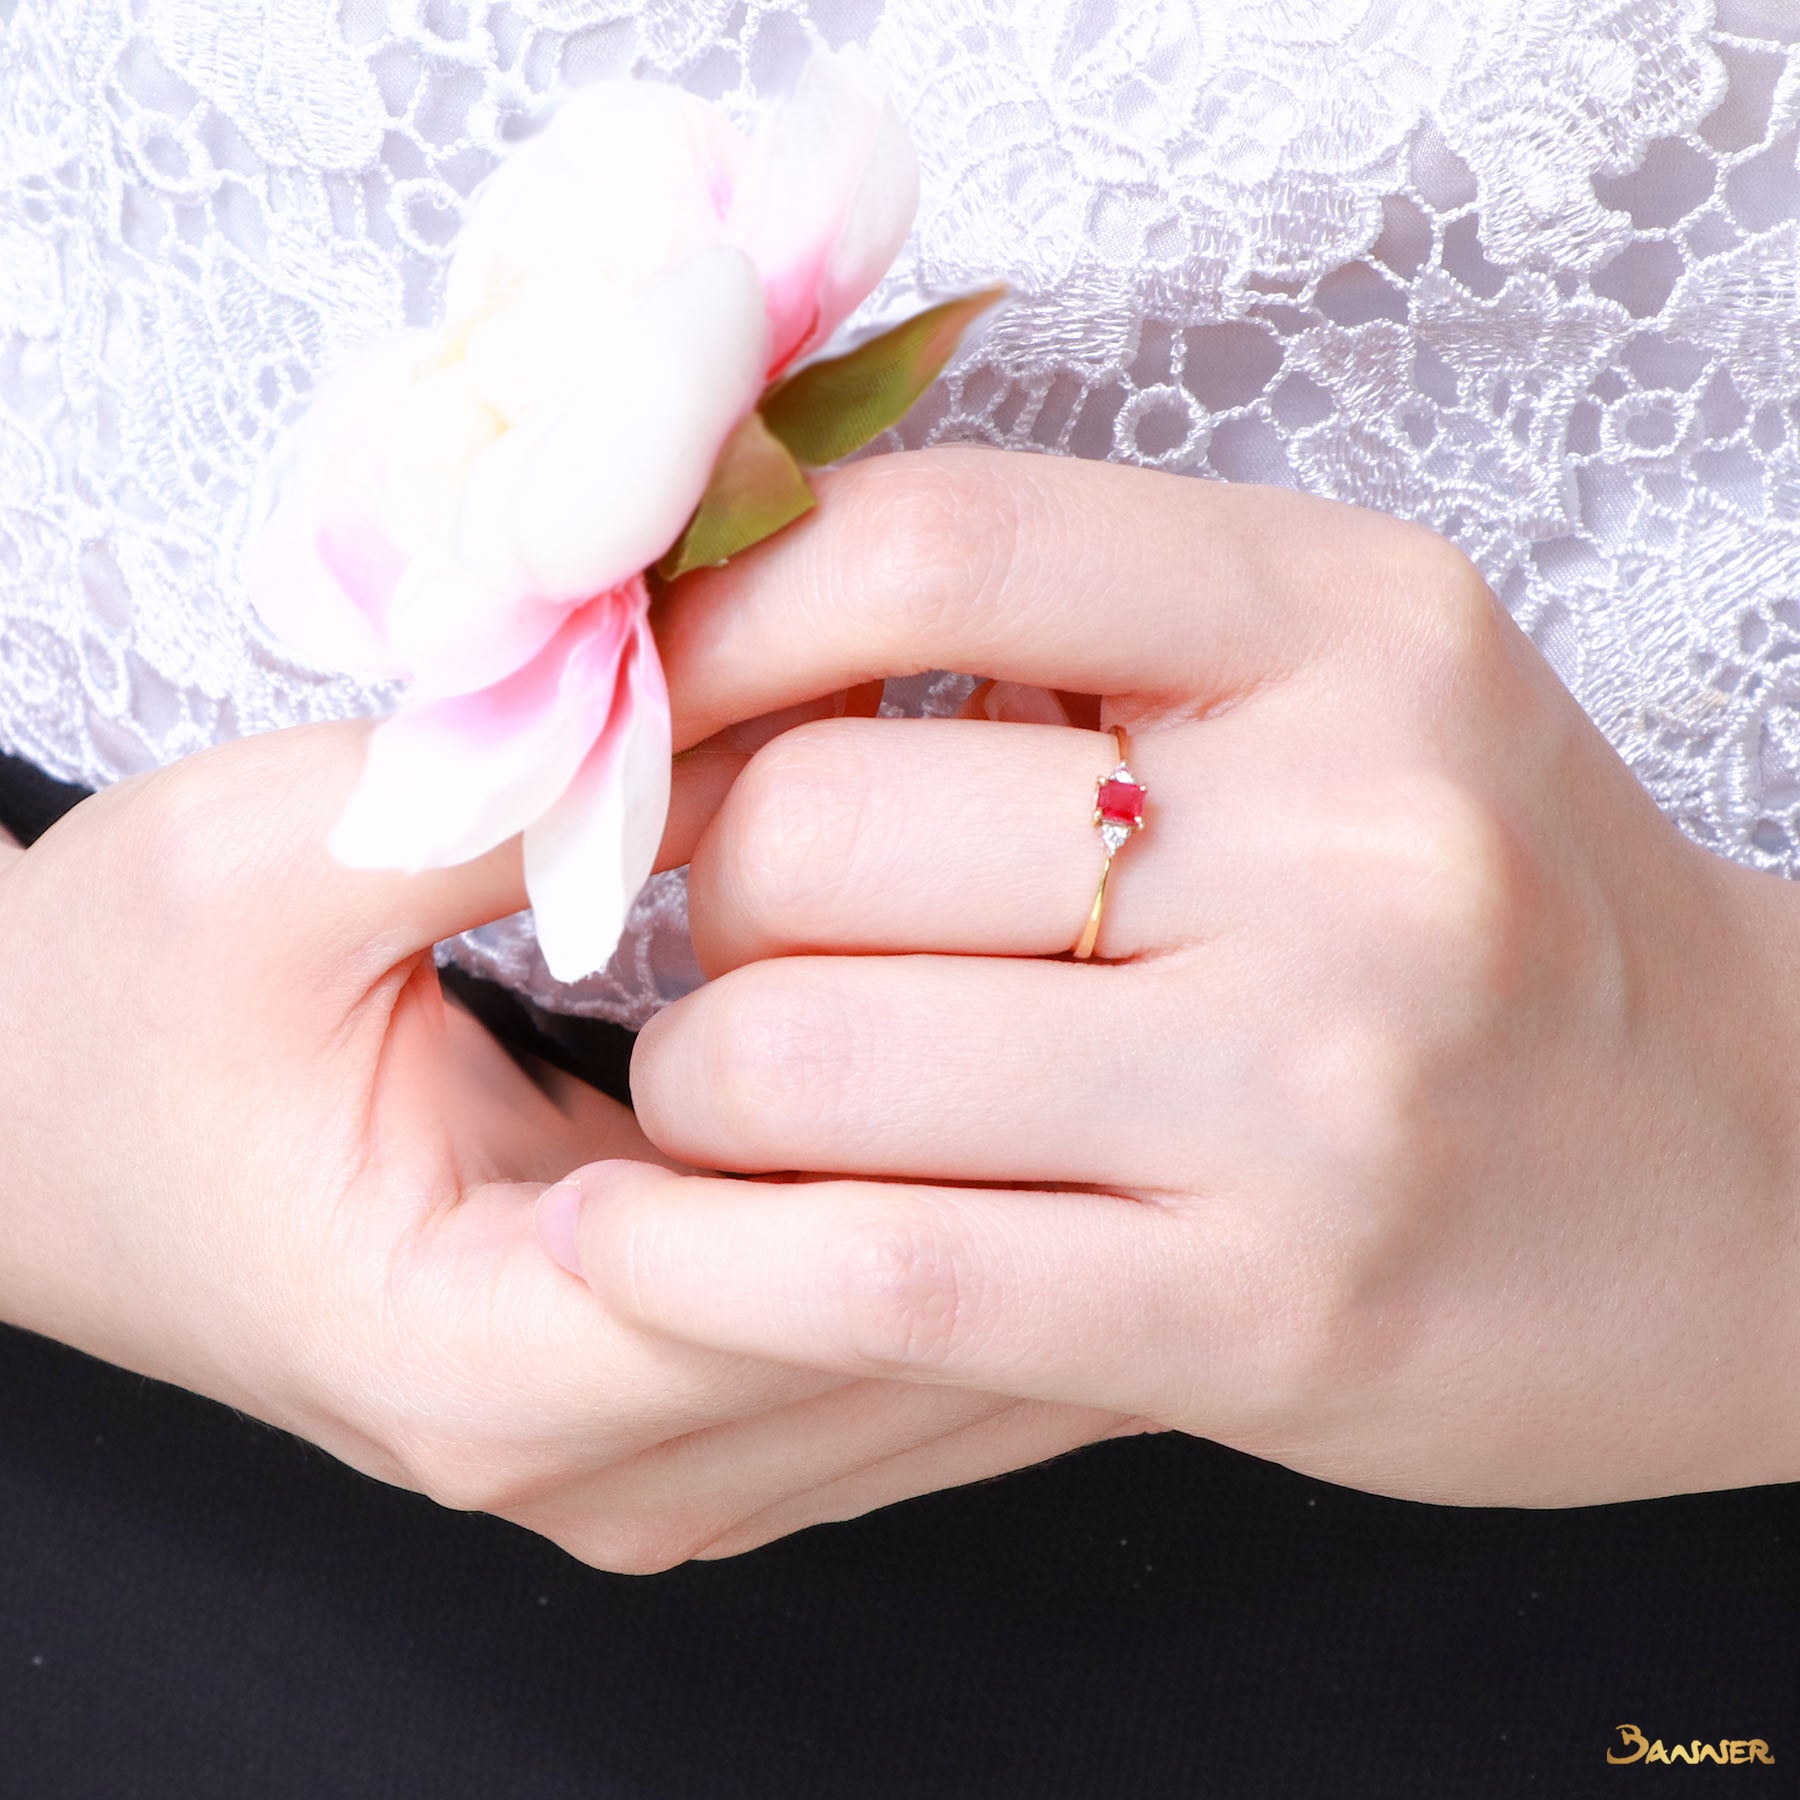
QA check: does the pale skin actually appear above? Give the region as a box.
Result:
[0,707,1131,1577]
[535,445,1800,1555]
[7,444,1799,1576]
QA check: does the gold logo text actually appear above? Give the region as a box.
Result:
[1608,1725,1774,1766]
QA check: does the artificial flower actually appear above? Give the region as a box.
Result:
[247,47,998,981]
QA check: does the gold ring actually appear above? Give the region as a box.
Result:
[1073,724,1147,960]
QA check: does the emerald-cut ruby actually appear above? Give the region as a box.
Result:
[1096,777,1146,825]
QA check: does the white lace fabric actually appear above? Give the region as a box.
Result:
[2,0,1797,1025]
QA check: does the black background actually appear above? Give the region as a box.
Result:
[2,1323,1795,1799]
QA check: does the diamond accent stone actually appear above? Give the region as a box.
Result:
[1099,819,1134,855]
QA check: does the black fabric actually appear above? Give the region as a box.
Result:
[437,960,638,1097]
[0,751,95,850]
[1,749,1796,1798]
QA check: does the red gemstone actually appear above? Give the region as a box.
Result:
[1097,777,1146,825]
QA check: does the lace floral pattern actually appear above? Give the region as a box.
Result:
[2,0,1797,1023]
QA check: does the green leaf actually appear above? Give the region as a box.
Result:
[656,409,818,582]
[760,283,1009,468]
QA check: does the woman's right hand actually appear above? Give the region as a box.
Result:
[0,721,1125,1570]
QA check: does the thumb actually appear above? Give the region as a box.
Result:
[73,720,529,989]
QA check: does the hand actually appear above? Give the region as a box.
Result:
[541,445,1800,1511]
[0,719,1126,1572]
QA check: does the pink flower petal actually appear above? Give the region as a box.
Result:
[383,545,575,700]
[245,333,433,680]
[302,336,434,614]
[244,474,412,681]
[523,613,672,982]
[455,245,769,605]
[328,580,647,873]
[728,47,919,375]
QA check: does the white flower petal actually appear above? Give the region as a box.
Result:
[728,46,919,371]
[456,244,769,605]
[446,83,748,329]
[808,82,919,361]
[382,359,505,550]
[523,615,671,983]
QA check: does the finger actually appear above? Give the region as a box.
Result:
[960,679,1073,726]
[691,1400,1135,1560]
[688,715,1186,973]
[962,686,1103,731]
[653,446,1423,747]
[659,681,885,872]
[540,1160,1235,1419]
[630,952,1191,1187]
[390,1181,848,1483]
[79,689,891,1004]
[69,720,531,988]
[511,1379,1017,1571]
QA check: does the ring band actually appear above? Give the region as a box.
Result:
[1073,725,1147,960]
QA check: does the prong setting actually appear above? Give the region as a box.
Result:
[1092,761,1148,857]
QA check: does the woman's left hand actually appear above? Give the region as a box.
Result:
[544,446,1800,1541]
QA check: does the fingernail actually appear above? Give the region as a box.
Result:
[534,1181,585,1278]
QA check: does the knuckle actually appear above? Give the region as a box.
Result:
[1395,532,1506,678]
[125,756,263,926]
[564,1515,710,1577]
[1296,1022,1418,1173]
[1251,1276,1386,1433]
[391,1431,539,1517]
[1399,518,1487,597]
[825,1209,974,1373]
[1232,790,1531,1437]
[110,724,369,936]
[838,452,1018,650]
[346,1350,562,1521]
[708,723,875,949]
[1233,1203,1421,1432]
[1321,773,1531,1043]
[1382,776,1531,1013]
[118,731,354,937]
[1288,1018,1433,1204]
